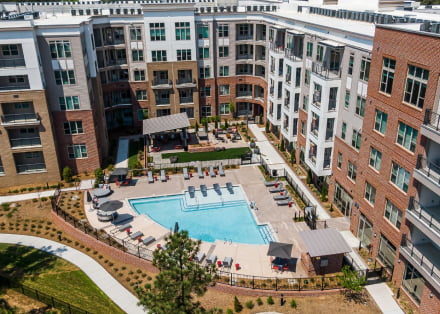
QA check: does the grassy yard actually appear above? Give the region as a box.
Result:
[162,147,250,162]
[128,139,143,169]
[0,243,124,314]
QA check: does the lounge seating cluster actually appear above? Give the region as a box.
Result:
[187,182,234,198]
[264,180,294,207]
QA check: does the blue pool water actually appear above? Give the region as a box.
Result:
[129,186,272,244]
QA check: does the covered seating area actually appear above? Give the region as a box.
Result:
[299,228,351,275]
[109,168,130,185]
[96,200,123,222]
[267,241,296,272]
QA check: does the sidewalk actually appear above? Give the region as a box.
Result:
[249,124,330,219]
[0,233,145,314]
[115,137,130,168]
[366,283,404,314]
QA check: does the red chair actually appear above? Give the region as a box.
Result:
[126,228,131,234]
[217,261,223,267]
[156,244,162,249]
[235,263,240,271]
[272,265,280,270]
[282,266,289,271]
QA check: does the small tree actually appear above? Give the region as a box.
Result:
[321,184,328,202]
[245,300,254,309]
[341,265,367,302]
[290,151,296,164]
[290,299,297,308]
[280,140,285,152]
[224,119,229,129]
[136,231,215,313]
[233,296,243,312]
[265,120,270,133]
[229,103,236,119]
[195,122,199,132]
[62,166,73,183]
[94,168,104,187]
[267,296,274,305]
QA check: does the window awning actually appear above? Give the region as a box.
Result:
[299,228,351,258]
[319,40,345,48]
[142,113,190,135]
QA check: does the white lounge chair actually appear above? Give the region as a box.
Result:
[269,184,285,193]
[213,183,221,195]
[264,180,278,187]
[209,166,216,177]
[277,197,292,206]
[198,165,204,178]
[273,193,289,200]
[160,170,166,182]
[219,164,225,176]
[143,236,156,246]
[183,168,190,180]
[129,231,143,240]
[223,257,233,267]
[206,254,217,264]
[148,171,154,183]
[195,252,205,262]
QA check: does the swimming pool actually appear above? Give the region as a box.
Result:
[129,186,273,244]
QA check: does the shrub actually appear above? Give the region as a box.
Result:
[256,297,263,306]
[226,309,233,314]
[290,299,297,308]
[267,296,274,305]
[94,168,104,187]
[234,296,243,313]
[245,300,254,309]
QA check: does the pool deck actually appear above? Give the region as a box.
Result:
[85,166,333,278]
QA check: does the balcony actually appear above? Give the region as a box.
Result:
[106,59,127,66]
[284,48,302,62]
[152,79,173,89]
[1,113,40,127]
[16,163,47,174]
[400,239,440,292]
[105,98,132,109]
[236,54,254,61]
[176,78,196,88]
[311,62,341,80]
[422,109,440,144]
[236,91,252,99]
[0,58,26,68]
[407,197,440,244]
[236,34,253,41]
[0,84,30,91]
[10,137,42,149]
[269,42,284,54]
[179,97,193,104]
[414,155,440,195]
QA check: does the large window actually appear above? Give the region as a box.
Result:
[306,42,313,57]
[130,27,142,41]
[199,67,210,79]
[1,44,19,56]
[391,162,410,193]
[220,103,230,115]
[59,96,80,111]
[396,122,418,152]
[341,122,347,140]
[378,235,396,268]
[359,57,370,82]
[344,91,350,108]
[337,152,343,168]
[149,23,165,41]
[374,109,388,135]
[132,49,144,62]
[219,84,230,95]
[369,147,382,171]
[175,22,191,40]
[133,70,145,81]
[380,57,396,94]
[136,90,147,101]
[49,40,72,59]
[68,144,88,159]
[201,106,211,117]
[219,46,229,58]
[384,199,402,229]
[348,53,354,75]
[54,70,76,85]
[219,66,229,77]
[404,65,429,108]
[355,96,366,117]
[198,47,209,59]
[316,45,324,62]
[403,263,425,304]
[198,25,209,39]
[63,121,83,135]
[364,182,376,205]
[347,161,357,181]
[152,50,167,62]
[351,129,361,150]
[177,49,192,61]
[200,86,211,97]
[218,24,229,37]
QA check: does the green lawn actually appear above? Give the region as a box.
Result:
[0,243,124,314]
[128,139,143,169]
[162,147,251,162]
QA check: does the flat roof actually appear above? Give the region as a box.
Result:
[142,113,190,135]
[299,228,351,258]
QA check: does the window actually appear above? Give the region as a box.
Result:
[378,235,396,268]
[54,70,76,85]
[359,57,370,82]
[369,147,382,171]
[316,45,324,62]
[150,23,166,41]
[219,46,229,58]
[177,49,192,61]
[220,103,230,115]
[219,85,230,95]
[198,47,209,59]
[306,42,313,57]
[352,129,361,150]
[132,49,144,62]
[304,69,310,85]
[2,44,19,56]
[198,25,209,39]
[384,199,402,229]
[403,263,425,304]
[219,66,229,77]
[64,121,83,135]
[200,86,211,97]
[396,122,418,152]
[175,22,191,40]
[133,70,145,81]
[199,67,210,79]
[136,90,147,101]
[374,110,388,134]
[152,50,167,62]
[295,68,301,87]
[337,152,343,168]
[344,91,350,108]
[68,144,88,159]
[49,41,71,59]
[341,122,347,140]
[364,182,376,205]
[218,24,229,37]
[347,162,357,181]
[9,75,25,83]
[59,96,80,110]
[391,162,410,193]
[404,65,429,108]
[348,54,354,75]
[201,106,211,117]
[180,108,194,119]
[380,57,396,94]
[355,95,366,117]
[130,27,142,41]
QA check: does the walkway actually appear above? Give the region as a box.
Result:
[0,185,80,205]
[366,283,404,314]
[0,233,145,314]
[249,124,330,219]
[115,137,130,168]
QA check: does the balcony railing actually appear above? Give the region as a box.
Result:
[236,34,253,41]
[16,163,46,174]
[0,84,30,91]
[152,79,172,87]
[106,59,127,66]
[156,99,170,105]
[176,78,195,85]
[237,92,252,98]
[1,113,39,125]
[311,62,341,80]
[424,109,440,132]
[284,48,301,62]
[0,58,26,68]
[236,54,254,60]
[323,158,331,169]
[10,137,41,148]
[269,42,284,53]
[416,155,440,184]
[408,197,440,236]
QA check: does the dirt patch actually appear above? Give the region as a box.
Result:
[1,289,50,313]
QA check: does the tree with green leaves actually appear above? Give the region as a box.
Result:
[340,265,367,302]
[62,166,73,183]
[136,230,216,313]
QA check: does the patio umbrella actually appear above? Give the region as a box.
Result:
[99,200,123,212]
[174,222,179,233]
[86,191,92,203]
[267,241,293,259]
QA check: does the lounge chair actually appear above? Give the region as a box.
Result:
[269,184,285,193]
[183,168,190,180]
[148,171,154,183]
[110,214,133,226]
[188,186,196,198]
[273,193,289,201]
[117,223,132,233]
[226,182,233,193]
[223,257,233,267]
[219,164,225,176]
[213,183,221,195]
[198,165,204,178]
[264,180,278,187]
[206,254,217,264]
[129,231,144,240]
[142,236,156,246]
[200,184,207,196]
[195,252,205,263]
[160,170,166,182]
[277,197,292,206]
[209,166,216,177]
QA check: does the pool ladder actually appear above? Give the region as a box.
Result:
[224,238,232,245]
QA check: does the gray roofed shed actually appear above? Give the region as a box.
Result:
[142,113,190,135]
[299,228,351,258]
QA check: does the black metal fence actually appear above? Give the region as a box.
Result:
[0,275,89,313]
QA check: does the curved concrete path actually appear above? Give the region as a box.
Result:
[0,234,145,314]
